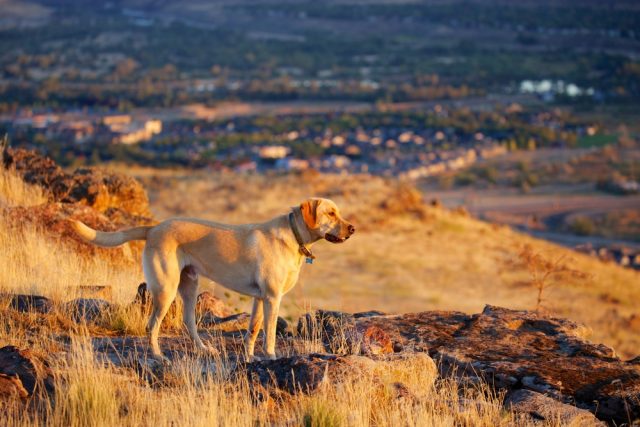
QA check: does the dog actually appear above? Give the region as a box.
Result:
[71,198,354,361]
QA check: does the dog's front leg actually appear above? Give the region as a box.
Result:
[262,294,282,360]
[244,298,264,361]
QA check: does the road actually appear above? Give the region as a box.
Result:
[424,185,640,249]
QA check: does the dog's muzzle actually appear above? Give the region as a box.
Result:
[325,233,349,243]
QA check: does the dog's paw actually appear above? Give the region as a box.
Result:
[248,352,279,362]
[151,353,171,365]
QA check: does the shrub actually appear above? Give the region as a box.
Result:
[569,216,595,236]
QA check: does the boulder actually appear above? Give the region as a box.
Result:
[62,298,113,323]
[505,389,605,426]
[4,294,52,314]
[244,353,376,394]
[243,352,436,396]
[352,305,640,424]
[0,346,54,398]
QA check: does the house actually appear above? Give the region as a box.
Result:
[111,118,163,145]
[259,145,289,160]
[275,158,309,171]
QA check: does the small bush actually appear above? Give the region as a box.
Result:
[454,171,477,186]
[569,216,595,236]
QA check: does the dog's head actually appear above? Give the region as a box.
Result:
[300,198,355,243]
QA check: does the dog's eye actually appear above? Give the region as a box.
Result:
[328,211,336,217]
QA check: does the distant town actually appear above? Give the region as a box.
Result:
[0,102,600,179]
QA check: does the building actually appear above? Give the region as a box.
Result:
[108,118,163,145]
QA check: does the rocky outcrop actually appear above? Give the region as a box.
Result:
[505,389,604,426]
[2,147,151,218]
[86,304,639,423]
[196,291,234,319]
[3,286,637,423]
[1,147,154,262]
[0,346,54,399]
[348,305,640,424]
[243,352,436,395]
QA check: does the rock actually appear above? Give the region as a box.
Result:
[3,148,151,218]
[196,291,233,318]
[4,294,52,314]
[0,373,29,399]
[297,310,359,354]
[2,202,149,263]
[200,312,289,335]
[62,298,113,323]
[244,353,376,394]
[353,310,386,318]
[391,382,416,401]
[505,389,605,426]
[2,148,153,263]
[0,346,54,397]
[133,283,151,308]
[201,312,251,332]
[354,305,640,424]
[297,310,394,355]
[243,352,436,397]
[359,325,393,355]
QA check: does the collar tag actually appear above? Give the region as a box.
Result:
[306,257,314,264]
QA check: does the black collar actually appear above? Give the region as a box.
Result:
[288,211,315,259]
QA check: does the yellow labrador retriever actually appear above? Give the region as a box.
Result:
[71,198,354,361]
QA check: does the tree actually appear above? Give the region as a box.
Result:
[518,245,588,312]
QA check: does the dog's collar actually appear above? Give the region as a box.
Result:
[288,211,315,261]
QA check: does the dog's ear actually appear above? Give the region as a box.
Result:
[300,199,320,229]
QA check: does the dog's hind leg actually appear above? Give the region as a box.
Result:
[143,248,180,361]
[244,298,263,360]
[178,266,214,355]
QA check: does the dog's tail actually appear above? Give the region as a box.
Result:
[70,220,151,247]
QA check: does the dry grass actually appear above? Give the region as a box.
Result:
[0,214,142,303]
[0,166,48,208]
